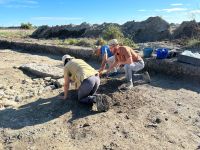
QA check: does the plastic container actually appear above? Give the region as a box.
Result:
[156,48,168,59]
[143,47,153,58]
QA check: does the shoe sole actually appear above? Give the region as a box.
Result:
[96,95,110,112]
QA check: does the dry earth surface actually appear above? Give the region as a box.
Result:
[0,49,200,150]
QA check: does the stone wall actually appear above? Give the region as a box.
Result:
[145,58,200,79]
[0,39,98,61]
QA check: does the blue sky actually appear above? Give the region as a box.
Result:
[0,0,200,26]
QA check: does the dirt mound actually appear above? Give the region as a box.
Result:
[31,17,171,42]
[31,23,119,39]
[30,17,200,42]
[173,20,200,39]
[122,16,171,42]
[31,24,87,39]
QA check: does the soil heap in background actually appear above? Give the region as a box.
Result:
[173,20,200,39]
[31,16,200,43]
[31,24,88,39]
[121,16,171,42]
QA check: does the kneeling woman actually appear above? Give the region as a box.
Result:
[62,54,109,112]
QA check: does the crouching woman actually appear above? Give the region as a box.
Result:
[61,54,109,112]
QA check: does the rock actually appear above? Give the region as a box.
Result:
[197,111,200,117]
[13,65,19,69]
[28,93,34,98]
[0,84,5,89]
[151,116,162,124]
[44,77,51,81]
[21,78,32,84]
[155,118,162,124]
[177,103,182,106]
[145,124,158,128]
[8,96,15,101]
[54,78,64,88]
[0,90,5,98]
[117,110,123,113]
[0,100,18,108]
[21,80,26,84]
[113,102,121,106]
[82,123,90,128]
[4,89,16,96]
[125,115,130,119]
[38,89,43,95]
[44,85,56,91]
[24,93,34,99]
[174,110,178,114]
[19,63,63,79]
[15,96,23,102]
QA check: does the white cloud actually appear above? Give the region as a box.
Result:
[190,10,200,14]
[0,0,38,5]
[156,8,188,13]
[170,3,183,6]
[31,17,83,21]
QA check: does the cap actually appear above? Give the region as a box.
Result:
[108,39,119,46]
[62,54,74,63]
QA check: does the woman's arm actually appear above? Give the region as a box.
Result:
[106,60,118,75]
[99,53,108,72]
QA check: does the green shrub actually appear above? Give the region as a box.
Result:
[96,38,106,46]
[102,25,124,40]
[120,38,138,49]
[75,38,94,47]
[63,38,95,47]
[63,38,78,45]
[186,38,200,47]
[20,22,33,29]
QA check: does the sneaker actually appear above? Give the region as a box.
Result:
[125,82,133,90]
[96,94,109,112]
[142,71,151,83]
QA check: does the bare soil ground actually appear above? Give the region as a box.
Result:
[0,49,200,150]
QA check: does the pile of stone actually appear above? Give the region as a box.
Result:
[0,64,65,110]
[0,77,64,109]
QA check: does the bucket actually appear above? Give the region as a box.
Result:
[156,48,168,59]
[143,47,153,58]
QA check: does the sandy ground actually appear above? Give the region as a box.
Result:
[0,49,200,150]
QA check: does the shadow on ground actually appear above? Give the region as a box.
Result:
[0,90,98,130]
[98,78,124,95]
[149,73,200,93]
